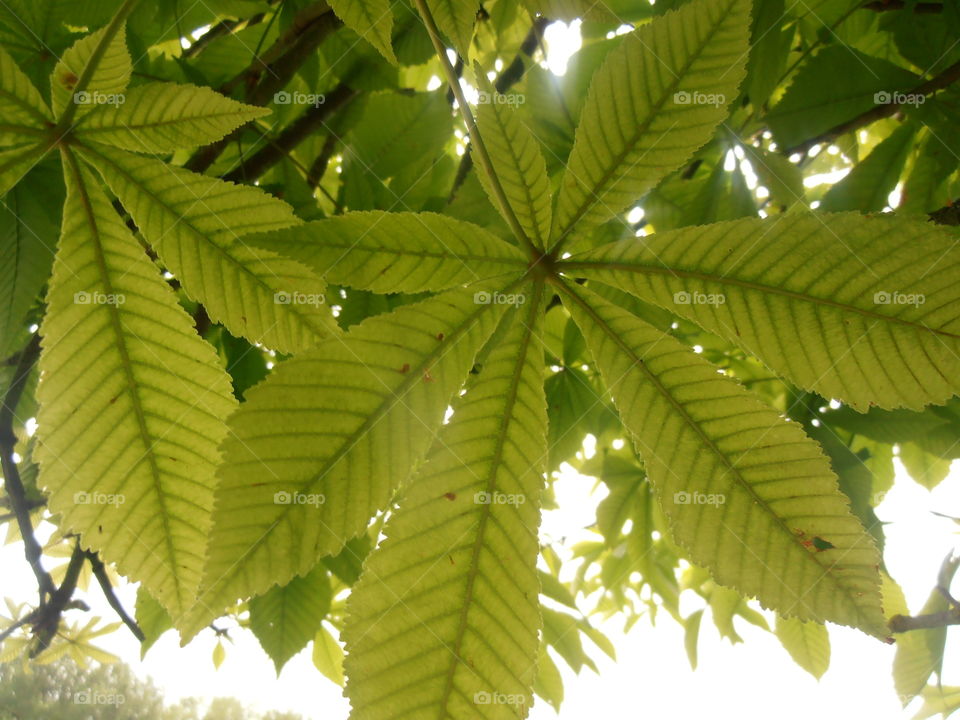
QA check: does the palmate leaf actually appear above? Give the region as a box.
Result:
[0,144,46,195]
[473,66,553,250]
[75,141,338,353]
[50,22,131,119]
[74,82,270,153]
[549,0,750,252]
[565,213,960,411]
[245,211,528,294]
[249,564,331,674]
[344,286,546,720]
[0,44,52,144]
[560,282,888,638]
[36,156,236,620]
[178,282,516,640]
[327,0,397,64]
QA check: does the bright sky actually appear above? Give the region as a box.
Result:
[3,14,958,720]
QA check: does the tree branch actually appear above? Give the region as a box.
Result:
[86,551,144,642]
[889,551,960,633]
[0,333,53,601]
[861,1,943,12]
[221,83,357,183]
[185,4,342,174]
[785,59,960,155]
[31,541,86,655]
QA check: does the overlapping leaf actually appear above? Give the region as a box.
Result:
[178,283,514,640]
[36,158,236,620]
[473,67,553,249]
[0,45,52,143]
[245,211,527,293]
[561,282,888,637]
[344,287,546,720]
[549,0,750,251]
[327,0,397,64]
[74,82,270,153]
[565,213,960,410]
[76,142,337,353]
[50,22,131,119]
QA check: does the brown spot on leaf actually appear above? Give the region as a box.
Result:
[443,492,456,501]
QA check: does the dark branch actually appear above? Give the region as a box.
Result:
[222,83,357,183]
[0,333,53,601]
[861,1,943,11]
[785,59,960,155]
[31,541,86,655]
[889,609,960,632]
[86,551,145,642]
[307,132,340,189]
[185,5,342,174]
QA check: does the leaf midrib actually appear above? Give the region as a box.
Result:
[60,147,185,609]
[74,141,332,340]
[199,277,526,606]
[559,280,875,627]
[437,280,542,717]
[563,259,960,340]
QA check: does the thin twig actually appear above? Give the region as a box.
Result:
[86,551,145,642]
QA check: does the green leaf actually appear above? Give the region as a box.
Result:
[739,143,804,209]
[425,0,477,60]
[135,586,173,658]
[75,142,338,353]
[683,609,704,670]
[327,0,397,64]
[566,213,960,411]
[823,400,960,459]
[312,625,345,686]
[774,615,830,679]
[343,290,546,719]
[473,64,552,249]
[764,46,919,151]
[0,162,60,357]
[899,442,952,491]
[549,0,750,251]
[533,644,564,711]
[912,686,960,720]
[181,283,515,640]
[245,211,527,294]
[249,565,331,674]
[36,156,237,621]
[212,639,226,669]
[0,44,52,143]
[820,123,917,213]
[561,282,888,637]
[901,126,960,215]
[346,91,453,182]
[894,586,953,704]
[50,22,131,119]
[74,82,270,153]
[0,144,46,196]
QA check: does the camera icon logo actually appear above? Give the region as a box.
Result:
[674,491,691,504]
[274,491,292,504]
[673,91,691,104]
